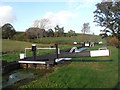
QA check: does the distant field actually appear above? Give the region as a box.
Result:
[2,40,34,53]
[2,40,70,53]
[2,34,105,53]
[32,34,105,44]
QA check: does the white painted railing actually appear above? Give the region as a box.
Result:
[20,46,60,59]
[18,61,46,64]
[69,47,77,53]
[55,58,72,62]
[24,47,60,58]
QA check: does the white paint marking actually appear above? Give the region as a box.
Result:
[18,61,46,64]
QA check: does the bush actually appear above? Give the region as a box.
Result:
[13,34,32,42]
[13,35,23,41]
[109,37,120,48]
[25,39,31,42]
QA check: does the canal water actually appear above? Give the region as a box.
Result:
[77,47,89,52]
[2,47,89,88]
[55,47,89,62]
[2,69,34,88]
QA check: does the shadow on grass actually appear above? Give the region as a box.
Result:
[62,59,113,62]
[114,81,120,89]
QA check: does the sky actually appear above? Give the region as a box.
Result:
[0,0,105,35]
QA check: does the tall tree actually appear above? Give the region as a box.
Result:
[33,18,50,29]
[47,29,54,37]
[54,25,64,37]
[54,25,59,31]
[2,23,16,39]
[81,23,90,34]
[68,30,76,37]
[58,27,64,37]
[26,27,46,39]
[93,0,120,40]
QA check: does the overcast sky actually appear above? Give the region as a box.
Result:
[0,0,104,35]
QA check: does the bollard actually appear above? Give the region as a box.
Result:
[55,44,58,58]
[32,44,36,60]
[84,42,85,47]
[89,42,90,47]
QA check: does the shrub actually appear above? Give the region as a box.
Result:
[13,34,23,41]
[109,37,120,48]
[25,39,31,42]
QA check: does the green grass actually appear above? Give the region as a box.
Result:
[19,46,118,88]
[2,34,105,53]
[2,40,76,62]
[2,35,119,88]
[32,34,105,44]
[2,40,48,62]
[2,40,49,53]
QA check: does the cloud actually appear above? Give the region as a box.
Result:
[0,5,16,26]
[67,0,101,10]
[0,0,68,2]
[43,11,78,28]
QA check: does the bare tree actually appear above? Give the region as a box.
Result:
[33,18,50,29]
[81,23,90,34]
[26,27,46,39]
[33,20,40,28]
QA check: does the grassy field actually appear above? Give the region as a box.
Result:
[2,40,77,62]
[2,34,105,53]
[2,34,119,88]
[2,40,51,53]
[32,34,105,44]
[19,45,118,88]
[2,34,105,62]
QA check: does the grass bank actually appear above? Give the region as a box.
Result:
[18,45,118,88]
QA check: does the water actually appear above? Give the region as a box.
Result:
[2,69,34,88]
[55,47,88,63]
[77,47,88,52]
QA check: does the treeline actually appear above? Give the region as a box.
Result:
[1,23,77,42]
[93,1,120,48]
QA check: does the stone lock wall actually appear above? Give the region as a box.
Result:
[20,63,53,69]
[2,61,20,75]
